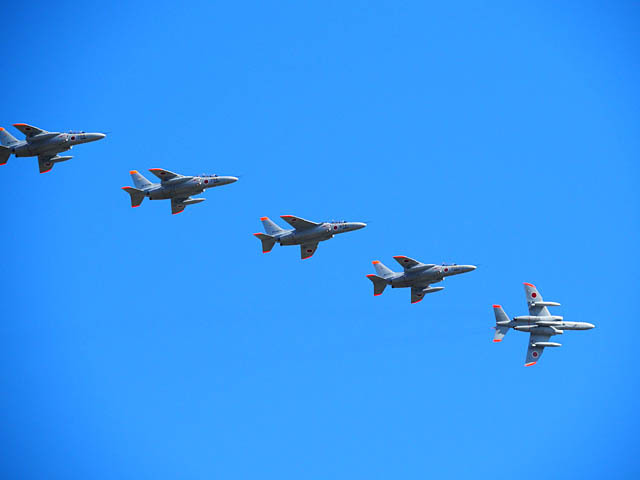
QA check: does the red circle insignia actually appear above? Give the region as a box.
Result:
[532,292,537,298]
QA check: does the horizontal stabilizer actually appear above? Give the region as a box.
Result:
[121,186,145,208]
[0,146,9,165]
[254,233,276,253]
[493,305,510,342]
[366,274,387,296]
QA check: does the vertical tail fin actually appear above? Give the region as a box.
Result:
[130,170,154,189]
[372,260,395,279]
[492,305,510,342]
[260,217,286,236]
[0,128,19,146]
[253,233,276,253]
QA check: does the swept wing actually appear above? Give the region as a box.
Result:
[280,215,319,230]
[300,242,319,259]
[13,123,47,138]
[149,168,183,182]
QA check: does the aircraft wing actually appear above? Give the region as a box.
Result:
[411,284,429,304]
[524,332,551,366]
[13,123,47,138]
[149,168,182,182]
[393,256,424,270]
[171,197,187,215]
[38,154,56,174]
[300,242,319,260]
[280,215,319,230]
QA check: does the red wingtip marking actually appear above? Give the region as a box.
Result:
[40,169,52,174]
[493,304,501,308]
[13,123,27,127]
[372,260,380,264]
[132,205,140,208]
[493,339,502,343]
[411,298,424,304]
[129,170,138,174]
[253,232,264,236]
[524,362,537,367]
[366,274,376,278]
[0,127,4,131]
[523,282,536,288]
[172,210,184,215]
[281,215,293,218]
[260,217,268,221]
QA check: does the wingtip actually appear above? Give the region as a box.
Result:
[492,304,501,308]
[524,362,537,367]
[172,210,184,215]
[129,170,138,174]
[40,169,52,174]
[260,217,268,221]
[0,127,4,131]
[523,282,536,288]
[493,339,502,343]
[411,298,424,304]
[253,232,264,237]
[373,293,382,297]
[372,260,380,264]
[13,123,27,127]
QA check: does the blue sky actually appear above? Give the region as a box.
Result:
[1,1,638,478]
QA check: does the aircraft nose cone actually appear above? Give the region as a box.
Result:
[224,176,239,184]
[585,322,596,329]
[462,265,477,273]
[85,133,106,142]
[352,222,367,230]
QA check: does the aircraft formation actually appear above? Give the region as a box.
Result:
[1,122,595,366]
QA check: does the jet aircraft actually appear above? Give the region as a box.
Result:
[254,215,366,259]
[0,123,105,173]
[366,256,476,303]
[121,168,238,214]
[492,283,595,366]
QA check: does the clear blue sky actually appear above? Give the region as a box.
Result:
[1,1,638,478]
